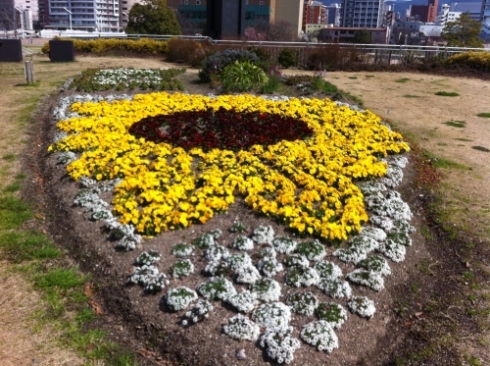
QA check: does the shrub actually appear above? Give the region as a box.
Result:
[446,51,490,72]
[278,48,297,68]
[221,61,268,92]
[42,38,169,55]
[198,49,260,83]
[166,38,209,66]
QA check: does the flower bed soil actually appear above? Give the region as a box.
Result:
[26,84,478,366]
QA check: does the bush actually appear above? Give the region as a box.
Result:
[166,38,212,67]
[42,38,168,55]
[446,51,490,72]
[278,48,297,68]
[221,61,268,92]
[198,49,260,83]
[307,44,358,70]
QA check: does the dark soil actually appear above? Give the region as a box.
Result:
[24,72,490,366]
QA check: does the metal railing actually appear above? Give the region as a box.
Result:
[65,33,490,67]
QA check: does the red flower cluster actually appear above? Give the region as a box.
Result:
[129,108,313,151]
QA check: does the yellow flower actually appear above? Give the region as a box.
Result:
[49,92,409,240]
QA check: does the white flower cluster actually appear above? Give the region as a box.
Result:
[300,320,339,353]
[235,265,262,284]
[182,299,213,325]
[105,217,142,250]
[226,252,253,271]
[166,287,198,312]
[259,326,301,364]
[346,269,385,291]
[284,254,309,268]
[250,278,282,302]
[171,243,194,257]
[314,261,343,281]
[231,235,254,251]
[317,278,352,299]
[285,265,320,288]
[127,263,168,294]
[89,68,169,88]
[271,236,297,254]
[295,240,326,261]
[286,292,319,316]
[348,296,376,318]
[252,225,275,244]
[223,314,261,341]
[205,245,230,261]
[135,250,161,266]
[357,256,392,276]
[228,220,247,233]
[226,290,259,313]
[315,302,348,329]
[57,151,77,165]
[192,229,222,248]
[252,302,291,330]
[257,256,284,277]
[73,189,113,222]
[171,259,195,278]
[197,277,236,301]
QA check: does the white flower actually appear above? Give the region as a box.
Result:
[313,261,343,281]
[166,287,198,312]
[346,269,385,291]
[259,326,301,364]
[226,290,259,313]
[300,320,338,353]
[257,256,284,277]
[223,314,260,341]
[231,235,254,251]
[197,277,236,301]
[250,278,282,302]
[348,296,376,318]
[271,236,297,254]
[252,225,275,244]
[235,265,262,284]
[252,302,291,330]
[318,278,352,299]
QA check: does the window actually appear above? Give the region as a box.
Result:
[196,0,200,4]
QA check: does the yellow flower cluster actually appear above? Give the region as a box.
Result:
[49,93,409,240]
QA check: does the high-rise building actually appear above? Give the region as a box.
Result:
[303,0,327,28]
[274,0,304,37]
[340,0,385,28]
[39,0,120,31]
[410,0,438,23]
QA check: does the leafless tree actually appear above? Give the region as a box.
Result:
[0,0,16,35]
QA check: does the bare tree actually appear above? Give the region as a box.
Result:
[0,0,15,36]
[246,20,297,42]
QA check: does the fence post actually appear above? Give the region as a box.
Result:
[24,59,35,84]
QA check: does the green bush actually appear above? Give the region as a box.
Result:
[278,48,297,68]
[198,49,260,83]
[221,61,268,92]
[42,38,168,55]
[259,74,282,94]
[446,51,490,72]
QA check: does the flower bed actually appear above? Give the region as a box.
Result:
[49,77,414,363]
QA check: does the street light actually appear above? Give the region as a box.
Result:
[14,7,24,38]
[63,7,72,30]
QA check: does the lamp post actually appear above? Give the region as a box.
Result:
[14,7,24,38]
[63,7,72,30]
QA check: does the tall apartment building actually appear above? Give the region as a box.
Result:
[303,0,327,27]
[340,0,385,28]
[39,0,120,31]
[274,0,304,37]
[1,0,36,31]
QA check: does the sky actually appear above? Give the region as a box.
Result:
[319,0,481,19]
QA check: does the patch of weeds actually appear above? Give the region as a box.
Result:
[68,328,107,359]
[341,91,364,107]
[420,225,433,240]
[472,146,490,152]
[393,300,409,317]
[476,112,490,118]
[2,153,17,161]
[0,231,60,262]
[467,356,483,366]
[395,78,410,83]
[348,76,358,79]
[0,194,33,230]
[403,94,421,98]
[454,138,472,142]
[260,75,282,94]
[365,74,375,78]
[422,151,467,169]
[76,307,96,324]
[443,120,466,128]
[3,181,22,193]
[34,267,88,290]
[435,91,459,97]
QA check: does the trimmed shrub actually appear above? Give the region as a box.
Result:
[278,48,297,68]
[198,49,260,83]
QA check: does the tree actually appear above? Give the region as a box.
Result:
[126,0,181,35]
[353,29,371,44]
[441,12,484,48]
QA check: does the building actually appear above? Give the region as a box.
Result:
[410,0,438,23]
[303,0,327,28]
[436,3,461,26]
[1,0,36,32]
[39,0,120,31]
[326,3,341,26]
[120,0,142,28]
[274,0,304,37]
[319,26,389,43]
[482,0,490,40]
[340,0,385,28]
[449,2,482,21]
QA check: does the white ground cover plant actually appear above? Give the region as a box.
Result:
[257,256,284,277]
[318,278,352,299]
[197,277,236,301]
[229,220,247,233]
[300,320,339,353]
[166,287,198,312]
[357,256,392,276]
[182,299,214,325]
[226,290,259,313]
[226,252,253,271]
[223,314,261,341]
[286,292,319,316]
[295,240,326,261]
[192,229,222,248]
[284,254,310,268]
[235,265,262,284]
[135,250,161,266]
[171,243,195,257]
[255,245,277,259]
[249,278,282,302]
[231,235,254,251]
[252,302,291,330]
[315,302,348,329]
[205,245,230,261]
[252,225,275,244]
[285,265,320,287]
[348,296,376,318]
[259,326,301,364]
[346,269,385,291]
[314,261,343,281]
[271,236,298,254]
[332,246,368,265]
[170,259,195,278]
[203,260,231,276]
